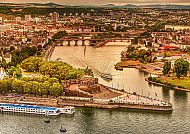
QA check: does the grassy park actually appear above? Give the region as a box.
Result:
[163,77,190,90]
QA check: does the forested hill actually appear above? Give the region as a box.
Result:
[0,6,105,17]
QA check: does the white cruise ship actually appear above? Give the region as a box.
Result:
[0,103,75,116]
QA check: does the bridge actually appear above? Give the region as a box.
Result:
[56,37,133,47]
[67,30,145,36]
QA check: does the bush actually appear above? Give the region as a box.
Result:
[139,58,145,63]
[167,83,175,89]
[148,76,152,81]
[155,78,162,83]
[177,85,185,89]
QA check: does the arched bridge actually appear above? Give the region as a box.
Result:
[55,37,133,47]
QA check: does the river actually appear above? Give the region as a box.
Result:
[0,46,189,134]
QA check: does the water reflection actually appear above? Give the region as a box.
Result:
[174,90,188,98]
[79,108,96,133]
[173,90,188,105]
[138,70,149,77]
[162,87,170,102]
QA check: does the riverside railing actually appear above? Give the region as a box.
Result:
[99,84,172,107]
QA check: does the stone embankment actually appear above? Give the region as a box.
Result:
[44,44,55,61]
[58,98,172,111]
[0,83,173,112]
[57,84,173,112]
[0,93,172,112]
[94,41,109,48]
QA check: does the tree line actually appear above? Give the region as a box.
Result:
[10,46,42,67]
[0,76,63,97]
[121,46,157,63]
[20,56,85,81]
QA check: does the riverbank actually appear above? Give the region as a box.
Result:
[0,96,172,112]
[0,82,173,112]
[115,60,163,75]
[145,77,190,92]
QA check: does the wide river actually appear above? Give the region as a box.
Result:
[1,46,189,134]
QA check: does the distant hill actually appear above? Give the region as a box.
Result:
[122,4,138,8]
[0,2,189,9]
[44,2,62,7]
[102,4,138,8]
[140,4,190,9]
[0,2,64,8]
[102,3,190,9]
[103,4,116,7]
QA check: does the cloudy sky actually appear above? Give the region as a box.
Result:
[1,0,190,5]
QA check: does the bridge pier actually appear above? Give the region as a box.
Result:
[74,40,78,46]
[68,40,71,46]
[82,40,85,46]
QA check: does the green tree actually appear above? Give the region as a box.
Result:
[163,61,171,75]
[21,57,85,80]
[7,66,17,76]
[12,80,25,94]
[174,58,189,78]
[10,46,15,52]
[43,81,51,97]
[0,58,7,69]
[127,46,135,52]
[52,31,68,41]
[11,46,38,66]
[0,78,13,94]
[131,37,138,45]
[21,46,37,56]
[21,57,43,72]
[23,82,33,95]
[50,83,63,97]
[15,65,22,79]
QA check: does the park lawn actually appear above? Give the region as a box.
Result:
[164,77,190,90]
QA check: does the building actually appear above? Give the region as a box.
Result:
[33,17,41,23]
[51,12,59,22]
[0,17,2,23]
[25,15,32,22]
[0,24,11,33]
[165,25,190,30]
[15,17,22,22]
[0,67,6,80]
[3,53,11,63]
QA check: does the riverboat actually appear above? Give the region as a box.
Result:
[100,73,113,81]
[0,103,75,116]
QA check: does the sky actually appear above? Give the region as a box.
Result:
[1,0,190,5]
